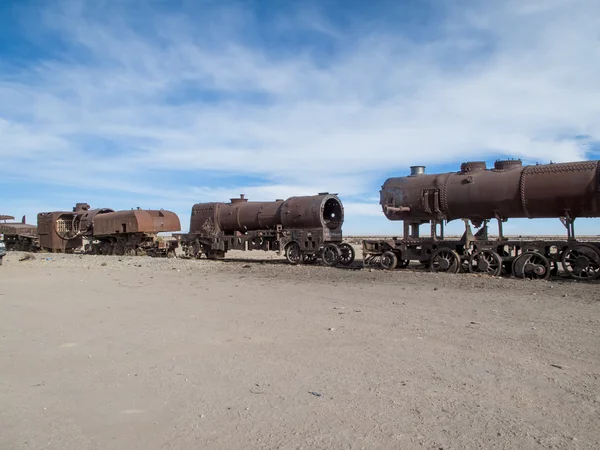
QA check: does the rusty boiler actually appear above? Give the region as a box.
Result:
[189,193,344,238]
[379,160,600,224]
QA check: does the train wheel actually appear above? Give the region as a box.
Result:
[513,251,550,280]
[468,250,502,276]
[429,248,460,273]
[338,243,355,266]
[561,244,600,281]
[380,251,397,270]
[322,243,341,267]
[285,243,301,265]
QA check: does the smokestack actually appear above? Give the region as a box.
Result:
[22,215,26,224]
[409,166,426,176]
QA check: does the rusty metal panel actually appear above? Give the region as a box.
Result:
[37,211,82,251]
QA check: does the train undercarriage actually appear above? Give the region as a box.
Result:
[86,234,178,257]
[363,217,600,281]
[178,228,355,267]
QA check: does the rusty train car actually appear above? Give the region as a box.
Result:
[176,193,355,266]
[0,215,39,251]
[1,203,180,257]
[362,159,600,281]
[36,203,182,256]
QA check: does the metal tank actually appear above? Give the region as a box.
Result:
[189,193,344,235]
[379,160,600,224]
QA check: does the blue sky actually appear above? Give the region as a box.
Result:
[1,0,600,235]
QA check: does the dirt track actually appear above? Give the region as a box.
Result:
[1,250,599,450]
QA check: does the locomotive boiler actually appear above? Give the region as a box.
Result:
[38,203,181,256]
[363,159,600,281]
[177,193,355,266]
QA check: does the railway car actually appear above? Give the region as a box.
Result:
[176,193,355,266]
[362,159,600,281]
[38,203,181,257]
[0,215,39,251]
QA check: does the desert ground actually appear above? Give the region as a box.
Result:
[1,246,599,450]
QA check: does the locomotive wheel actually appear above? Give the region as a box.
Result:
[513,251,550,280]
[561,244,600,281]
[285,242,301,265]
[468,250,502,276]
[322,243,341,267]
[429,248,460,273]
[338,243,355,266]
[380,251,398,270]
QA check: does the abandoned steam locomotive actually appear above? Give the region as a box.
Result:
[363,159,600,280]
[1,204,181,257]
[0,215,39,252]
[176,193,355,266]
[38,203,181,256]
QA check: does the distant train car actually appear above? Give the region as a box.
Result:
[0,215,39,251]
[177,193,355,266]
[363,160,600,281]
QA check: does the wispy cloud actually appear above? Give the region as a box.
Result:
[1,0,599,233]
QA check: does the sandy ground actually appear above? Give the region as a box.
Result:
[0,248,599,450]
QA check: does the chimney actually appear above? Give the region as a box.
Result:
[409,166,426,176]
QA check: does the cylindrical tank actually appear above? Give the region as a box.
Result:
[189,193,344,234]
[380,160,600,222]
[93,210,181,236]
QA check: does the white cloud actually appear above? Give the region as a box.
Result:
[1,0,600,233]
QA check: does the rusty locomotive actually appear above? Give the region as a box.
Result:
[39,203,181,256]
[176,193,355,266]
[363,159,600,281]
[1,204,181,257]
[0,215,39,251]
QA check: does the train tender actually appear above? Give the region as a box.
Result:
[37,203,181,256]
[363,159,600,280]
[0,215,39,251]
[177,193,355,266]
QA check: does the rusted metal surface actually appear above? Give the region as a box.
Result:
[37,204,181,256]
[380,160,600,223]
[38,211,83,252]
[366,159,600,281]
[179,193,353,266]
[92,210,181,236]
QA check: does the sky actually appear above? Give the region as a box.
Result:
[1,0,600,236]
